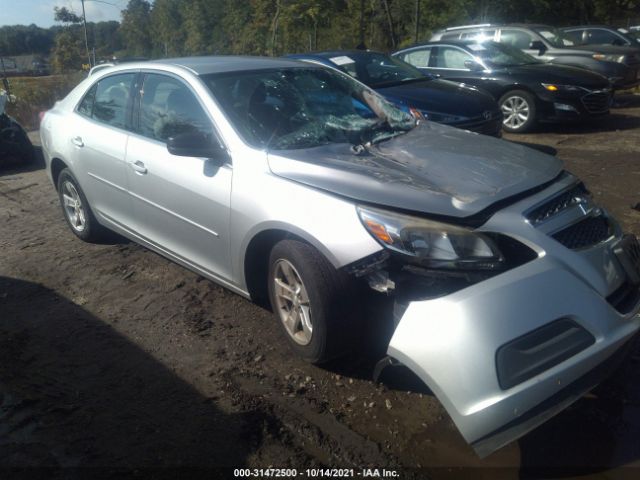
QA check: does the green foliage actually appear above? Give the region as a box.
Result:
[0,24,54,56]
[151,0,185,57]
[51,31,84,73]
[4,74,84,129]
[54,7,82,24]
[2,0,640,61]
[120,0,152,57]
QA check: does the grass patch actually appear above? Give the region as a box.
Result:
[4,73,85,130]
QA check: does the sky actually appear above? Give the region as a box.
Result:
[0,0,130,28]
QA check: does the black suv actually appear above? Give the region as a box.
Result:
[430,24,640,90]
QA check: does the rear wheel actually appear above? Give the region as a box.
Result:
[57,168,106,242]
[267,239,358,364]
[499,90,537,133]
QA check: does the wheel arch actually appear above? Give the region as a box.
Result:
[497,84,539,103]
[50,157,69,191]
[242,225,340,308]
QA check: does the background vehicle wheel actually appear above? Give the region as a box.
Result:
[57,168,106,242]
[267,239,358,364]
[499,90,537,133]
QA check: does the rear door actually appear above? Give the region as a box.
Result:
[72,72,136,228]
[124,72,233,280]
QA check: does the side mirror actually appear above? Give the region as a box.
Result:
[167,132,228,162]
[529,40,547,55]
[464,59,483,71]
[612,38,625,46]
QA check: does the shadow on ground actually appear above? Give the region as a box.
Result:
[0,276,258,476]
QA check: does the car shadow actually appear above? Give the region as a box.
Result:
[0,275,256,474]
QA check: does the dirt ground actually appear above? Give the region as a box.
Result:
[1,95,640,479]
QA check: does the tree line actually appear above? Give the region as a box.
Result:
[1,0,638,73]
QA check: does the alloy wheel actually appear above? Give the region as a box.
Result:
[62,180,86,232]
[501,95,530,130]
[272,259,313,345]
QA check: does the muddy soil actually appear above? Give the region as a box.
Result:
[1,95,640,478]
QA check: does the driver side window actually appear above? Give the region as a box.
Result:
[139,74,212,143]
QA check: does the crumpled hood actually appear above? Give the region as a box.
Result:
[268,121,563,218]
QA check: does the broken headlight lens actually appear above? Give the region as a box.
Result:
[357,205,504,270]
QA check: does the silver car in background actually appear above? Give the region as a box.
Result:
[40,57,640,457]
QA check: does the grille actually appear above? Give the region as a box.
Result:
[526,183,588,225]
[552,215,611,250]
[581,91,610,113]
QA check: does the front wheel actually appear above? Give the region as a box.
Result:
[267,239,358,364]
[499,90,537,133]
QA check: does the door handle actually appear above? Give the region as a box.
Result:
[71,136,84,147]
[129,160,147,174]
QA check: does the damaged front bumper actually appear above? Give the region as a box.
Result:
[388,253,640,456]
[366,177,640,457]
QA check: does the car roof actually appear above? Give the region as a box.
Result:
[561,25,621,30]
[291,50,385,59]
[441,23,551,31]
[396,40,479,52]
[108,55,314,76]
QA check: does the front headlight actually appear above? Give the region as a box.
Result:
[542,83,585,93]
[357,205,504,270]
[592,53,626,63]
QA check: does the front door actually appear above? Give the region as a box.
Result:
[125,72,233,280]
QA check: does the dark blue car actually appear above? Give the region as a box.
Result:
[285,50,503,137]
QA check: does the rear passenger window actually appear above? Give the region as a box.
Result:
[401,48,432,67]
[461,30,495,41]
[440,32,461,40]
[77,84,97,117]
[435,46,473,69]
[139,73,212,143]
[76,74,135,129]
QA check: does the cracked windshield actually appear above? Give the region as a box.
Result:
[202,67,415,150]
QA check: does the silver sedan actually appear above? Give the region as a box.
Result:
[39,56,640,457]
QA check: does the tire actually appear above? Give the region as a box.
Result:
[57,168,106,242]
[267,239,358,364]
[499,90,537,133]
